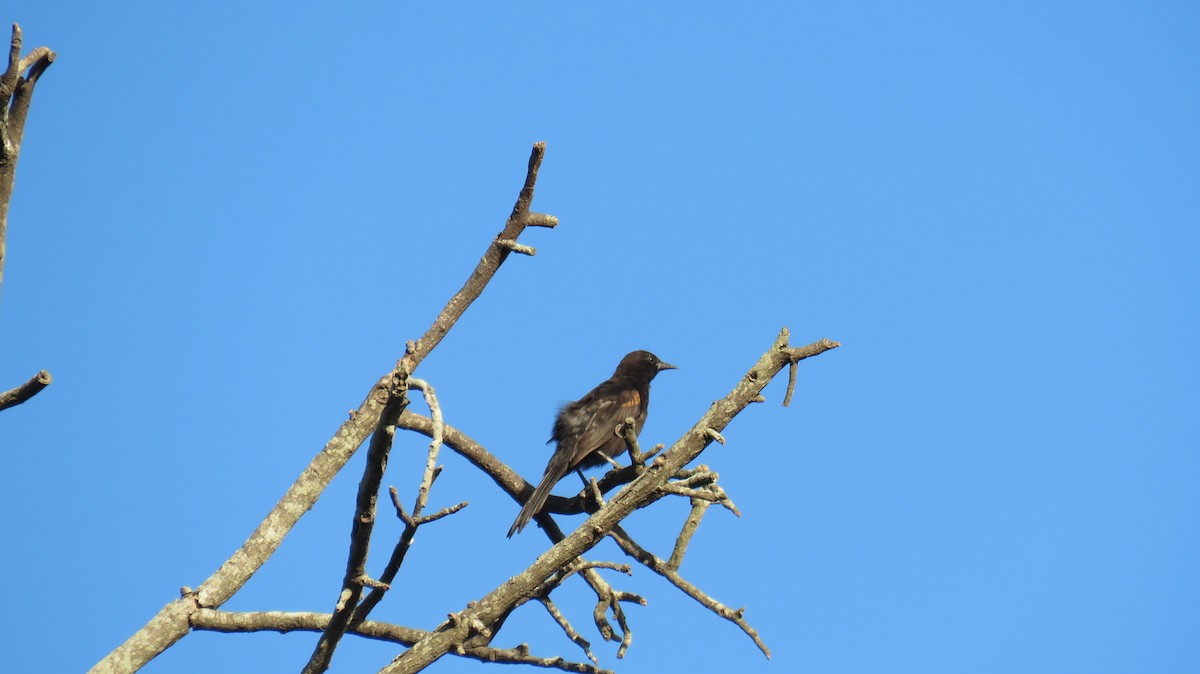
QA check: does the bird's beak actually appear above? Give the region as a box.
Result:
[657,361,678,371]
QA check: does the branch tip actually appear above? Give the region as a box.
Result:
[525,212,559,228]
[0,369,53,411]
[782,360,798,407]
[496,238,537,256]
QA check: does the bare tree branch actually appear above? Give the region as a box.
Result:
[406,378,445,519]
[394,411,637,520]
[666,498,710,571]
[538,597,597,666]
[395,142,552,377]
[0,368,50,410]
[89,143,555,674]
[81,123,838,672]
[392,410,649,645]
[352,378,458,623]
[608,523,771,658]
[303,376,409,673]
[618,418,662,466]
[0,24,55,409]
[656,465,740,516]
[1,22,56,293]
[782,358,799,407]
[378,331,839,673]
[191,610,611,673]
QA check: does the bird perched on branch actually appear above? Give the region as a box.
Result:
[507,350,676,537]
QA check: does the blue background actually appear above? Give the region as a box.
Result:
[2,3,1197,673]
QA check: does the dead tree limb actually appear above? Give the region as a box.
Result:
[392,411,647,645]
[379,330,839,673]
[608,522,770,657]
[351,378,460,623]
[303,375,410,674]
[192,610,611,673]
[0,23,55,407]
[1,22,55,289]
[0,368,50,411]
[88,142,554,674]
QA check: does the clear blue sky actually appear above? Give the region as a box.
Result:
[3,3,1197,673]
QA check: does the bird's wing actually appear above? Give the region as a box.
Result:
[568,382,644,464]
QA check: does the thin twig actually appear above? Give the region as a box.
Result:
[782,359,798,407]
[667,499,710,570]
[405,378,444,518]
[416,500,468,525]
[538,597,598,665]
[609,524,771,659]
[614,603,634,659]
[496,238,537,256]
[529,516,637,645]
[353,379,460,622]
[533,559,633,598]
[303,378,409,674]
[658,483,742,516]
[619,418,661,465]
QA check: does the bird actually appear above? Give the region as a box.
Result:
[507,350,676,537]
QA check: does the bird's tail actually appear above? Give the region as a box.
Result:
[507,458,570,537]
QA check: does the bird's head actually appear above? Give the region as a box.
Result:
[615,350,677,381]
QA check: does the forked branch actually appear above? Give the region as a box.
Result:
[379,330,839,673]
[1,23,56,406]
[303,375,409,674]
[90,143,555,674]
[192,609,611,673]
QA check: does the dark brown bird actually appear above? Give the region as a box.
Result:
[507,350,676,537]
